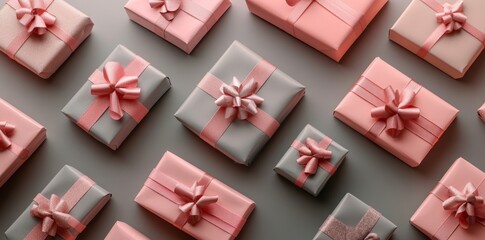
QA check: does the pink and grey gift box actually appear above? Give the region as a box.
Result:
[175,41,305,165]
[274,124,347,196]
[62,45,171,150]
[334,57,458,167]
[5,165,111,240]
[0,98,46,188]
[105,221,149,240]
[246,0,387,62]
[0,0,93,79]
[124,0,231,53]
[135,151,255,240]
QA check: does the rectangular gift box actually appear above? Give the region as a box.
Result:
[62,45,171,150]
[105,221,149,240]
[411,158,485,239]
[0,0,93,79]
[274,124,348,196]
[334,57,458,167]
[314,193,396,240]
[135,151,255,240]
[246,0,387,62]
[174,41,305,165]
[124,0,231,54]
[390,0,485,79]
[0,98,46,188]
[5,165,111,240]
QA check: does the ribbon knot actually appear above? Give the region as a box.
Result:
[15,0,56,35]
[436,1,467,34]
[215,77,264,120]
[174,182,218,225]
[443,182,485,229]
[370,86,420,137]
[296,138,332,175]
[149,0,182,21]
[30,194,76,237]
[364,232,380,240]
[0,121,15,151]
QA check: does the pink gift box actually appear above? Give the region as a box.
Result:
[0,98,46,187]
[246,0,387,62]
[124,0,231,54]
[135,151,255,240]
[105,221,149,240]
[334,57,458,167]
[411,158,485,239]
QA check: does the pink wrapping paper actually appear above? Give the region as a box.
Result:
[105,221,149,240]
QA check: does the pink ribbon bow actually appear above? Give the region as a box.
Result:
[174,182,218,225]
[215,77,264,120]
[90,62,141,120]
[370,86,420,137]
[436,1,467,34]
[365,232,380,240]
[0,121,15,151]
[30,194,77,237]
[15,0,56,35]
[296,138,332,175]
[149,0,182,21]
[285,0,304,6]
[443,182,485,229]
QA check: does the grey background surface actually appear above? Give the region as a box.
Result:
[0,0,484,239]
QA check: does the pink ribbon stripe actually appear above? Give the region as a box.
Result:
[321,208,381,240]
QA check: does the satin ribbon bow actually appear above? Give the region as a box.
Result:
[0,121,15,151]
[30,194,77,237]
[370,86,420,137]
[149,0,182,21]
[215,77,264,120]
[285,0,305,6]
[174,182,218,225]
[443,182,485,229]
[90,62,141,120]
[436,1,467,34]
[15,0,56,35]
[296,138,332,175]
[364,232,380,240]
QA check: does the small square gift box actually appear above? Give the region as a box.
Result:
[411,158,485,239]
[0,0,93,79]
[314,193,397,240]
[390,0,485,79]
[334,57,458,167]
[5,165,111,240]
[62,45,171,150]
[174,41,305,165]
[246,0,387,62]
[124,0,231,54]
[135,151,256,240]
[274,124,348,196]
[0,98,46,188]
[105,221,149,240]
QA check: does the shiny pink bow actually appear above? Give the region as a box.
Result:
[436,1,467,34]
[0,121,15,151]
[174,182,218,225]
[443,182,485,229]
[15,0,56,35]
[91,62,141,120]
[215,77,264,120]
[364,232,380,240]
[370,86,420,137]
[285,0,305,6]
[149,0,182,21]
[296,138,332,175]
[30,194,76,237]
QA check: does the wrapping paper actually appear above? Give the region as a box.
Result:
[175,41,305,165]
[104,221,149,240]
[334,57,458,167]
[124,0,231,53]
[274,124,347,196]
[5,165,111,240]
[62,45,171,150]
[245,0,387,62]
[135,151,255,240]
[0,98,46,188]
[0,0,93,79]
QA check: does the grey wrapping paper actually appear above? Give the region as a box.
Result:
[174,41,305,165]
[5,165,111,240]
[274,124,347,196]
[62,45,171,150]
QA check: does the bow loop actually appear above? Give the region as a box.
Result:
[0,121,15,150]
[364,232,381,240]
[15,0,56,35]
[286,0,301,7]
[174,182,218,225]
[149,0,182,21]
[215,77,264,120]
[30,194,76,237]
[436,1,467,34]
[296,138,332,175]
[442,182,485,229]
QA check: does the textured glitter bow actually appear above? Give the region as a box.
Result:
[370,86,420,137]
[443,182,485,229]
[90,62,141,120]
[174,182,218,225]
[30,194,77,237]
[149,0,182,21]
[296,138,332,175]
[436,1,467,34]
[0,121,15,151]
[15,0,56,35]
[215,77,264,120]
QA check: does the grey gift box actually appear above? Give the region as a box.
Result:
[274,124,347,196]
[62,45,171,150]
[174,41,305,165]
[5,165,111,240]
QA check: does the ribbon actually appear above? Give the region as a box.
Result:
[174,182,218,225]
[149,0,182,21]
[215,77,264,120]
[0,121,15,150]
[478,102,485,122]
[321,208,381,240]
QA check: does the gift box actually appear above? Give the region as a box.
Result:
[174,41,305,165]
[411,158,485,239]
[0,0,93,79]
[274,124,347,196]
[135,151,255,240]
[314,193,396,240]
[0,98,46,188]
[246,0,387,62]
[389,0,485,79]
[5,165,111,240]
[334,57,458,167]
[62,45,171,150]
[124,0,231,54]
[105,221,149,240]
